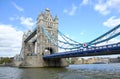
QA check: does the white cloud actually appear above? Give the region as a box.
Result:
[81,0,89,5]
[80,0,120,15]
[0,24,23,57]
[103,16,120,28]
[12,2,24,12]
[63,4,77,16]
[9,15,19,21]
[107,0,120,12]
[9,15,35,30]
[97,38,120,46]
[94,0,120,15]
[94,3,110,15]
[69,4,77,15]
[20,16,35,30]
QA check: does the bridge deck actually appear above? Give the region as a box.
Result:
[43,42,120,59]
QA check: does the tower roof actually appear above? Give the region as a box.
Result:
[45,8,50,12]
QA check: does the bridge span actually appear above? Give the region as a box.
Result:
[43,42,120,59]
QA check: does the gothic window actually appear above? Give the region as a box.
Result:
[48,26,52,28]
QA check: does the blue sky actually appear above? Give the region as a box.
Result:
[0,0,120,57]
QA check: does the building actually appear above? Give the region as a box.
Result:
[13,8,68,67]
[109,57,120,63]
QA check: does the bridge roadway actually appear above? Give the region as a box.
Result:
[43,42,120,59]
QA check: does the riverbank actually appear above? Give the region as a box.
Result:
[0,64,5,67]
[0,63,13,67]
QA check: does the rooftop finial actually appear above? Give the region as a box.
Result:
[46,8,50,12]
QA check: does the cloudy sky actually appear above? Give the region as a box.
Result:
[0,0,120,57]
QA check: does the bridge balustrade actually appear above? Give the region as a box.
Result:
[72,42,120,52]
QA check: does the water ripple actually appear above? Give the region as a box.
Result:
[0,64,120,79]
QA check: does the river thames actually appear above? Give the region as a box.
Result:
[0,63,120,79]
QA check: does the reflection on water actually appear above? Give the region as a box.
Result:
[0,64,120,79]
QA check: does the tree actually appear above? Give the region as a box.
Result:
[0,57,12,64]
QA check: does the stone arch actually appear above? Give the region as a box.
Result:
[42,47,55,55]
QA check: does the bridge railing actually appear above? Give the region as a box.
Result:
[79,42,120,52]
[43,42,120,58]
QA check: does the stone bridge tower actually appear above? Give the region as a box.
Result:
[37,8,58,55]
[17,8,68,67]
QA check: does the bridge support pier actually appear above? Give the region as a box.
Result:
[43,58,68,67]
[18,55,68,68]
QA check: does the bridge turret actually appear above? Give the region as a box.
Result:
[18,8,68,67]
[54,15,58,22]
[37,8,58,28]
[54,15,58,29]
[36,8,58,55]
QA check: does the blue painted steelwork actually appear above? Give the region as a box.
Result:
[57,30,80,44]
[88,24,120,45]
[41,24,120,51]
[41,26,83,50]
[43,42,120,59]
[41,26,81,45]
[24,27,37,42]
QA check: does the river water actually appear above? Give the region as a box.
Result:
[0,64,120,79]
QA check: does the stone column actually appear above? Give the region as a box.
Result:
[34,42,37,54]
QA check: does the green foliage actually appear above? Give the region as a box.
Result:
[0,58,12,64]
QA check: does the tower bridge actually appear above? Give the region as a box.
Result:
[14,8,120,67]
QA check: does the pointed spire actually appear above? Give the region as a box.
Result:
[46,8,50,12]
[45,8,50,16]
[55,15,58,20]
[54,15,58,23]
